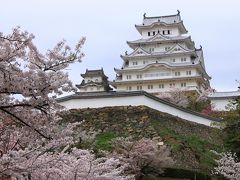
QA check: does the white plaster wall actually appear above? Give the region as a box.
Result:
[89,86,103,92]
[142,26,180,38]
[142,43,175,53]
[85,76,102,83]
[140,41,188,54]
[186,80,197,87]
[59,95,214,126]
[116,81,198,93]
[80,86,104,92]
[211,98,233,111]
[126,56,192,69]
[169,27,180,36]
[170,56,190,63]
[121,68,195,82]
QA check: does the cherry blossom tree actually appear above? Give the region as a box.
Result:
[111,137,174,179]
[214,152,240,180]
[158,87,213,112]
[157,88,189,107]
[0,28,133,179]
[1,146,133,180]
[0,26,79,177]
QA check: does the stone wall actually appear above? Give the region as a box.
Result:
[63,105,223,173]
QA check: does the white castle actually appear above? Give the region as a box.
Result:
[58,12,232,125]
[58,11,240,126]
[112,11,211,95]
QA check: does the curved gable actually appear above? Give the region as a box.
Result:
[165,43,192,54]
[148,33,170,42]
[126,46,151,57]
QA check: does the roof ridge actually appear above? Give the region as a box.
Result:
[143,10,180,19]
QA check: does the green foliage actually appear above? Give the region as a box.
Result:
[183,136,218,170]
[157,128,183,151]
[157,127,176,137]
[187,98,211,113]
[151,118,220,172]
[222,95,240,157]
[184,136,207,152]
[224,117,240,157]
[94,131,117,151]
[158,168,224,180]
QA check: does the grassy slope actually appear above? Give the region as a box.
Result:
[63,105,223,174]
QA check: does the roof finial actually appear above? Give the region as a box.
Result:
[236,80,240,90]
[125,51,128,55]
[200,45,202,50]
[143,13,146,19]
[177,10,180,15]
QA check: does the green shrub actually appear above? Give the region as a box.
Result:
[94,131,117,151]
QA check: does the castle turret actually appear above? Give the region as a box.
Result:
[76,68,112,92]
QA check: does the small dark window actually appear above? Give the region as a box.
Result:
[167,30,171,34]
[186,71,191,75]
[163,30,165,35]
[148,32,151,36]
[153,31,155,36]
[148,85,153,89]
[127,86,132,91]
[137,86,142,90]
[159,84,164,89]
[181,82,186,87]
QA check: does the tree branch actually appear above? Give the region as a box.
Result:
[0,36,29,43]
[0,108,51,140]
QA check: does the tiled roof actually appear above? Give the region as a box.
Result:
[114,61,201,72]
[142,12,181,26]
[120,48,197,60]
[135,11,187,34]
[81,69,107,78]
[208,91,240,98]
[56,90,221,123]
[127,35,191,44]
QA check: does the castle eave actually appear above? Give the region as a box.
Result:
[127,36,195,50]
[135,21,188,35]
[115,62,203,74]
[113,75,204,85]
[121,50,197,60]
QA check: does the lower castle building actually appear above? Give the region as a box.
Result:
[76,69,112,93]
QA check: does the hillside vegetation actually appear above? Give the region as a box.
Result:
[62,105,223,174]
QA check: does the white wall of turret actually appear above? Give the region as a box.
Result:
[115,79,199,93]
[211,99,232,111]
[120,68,198,81]
[84,76,102,83]
[142,26,181,38]
[138,42,188,53]
[80,86,104,92]
[124,56,192,68]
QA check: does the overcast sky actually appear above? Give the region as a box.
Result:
[1,0,240,91]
